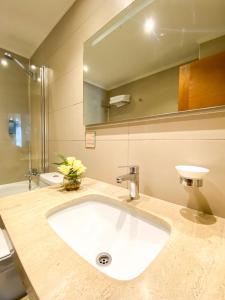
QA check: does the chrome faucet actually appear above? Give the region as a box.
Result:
[25,168,40,191]
[116,165,139,200]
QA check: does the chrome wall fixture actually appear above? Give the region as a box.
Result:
[40,66,49,173]
[176,165,209,188]
[179,177,203,188]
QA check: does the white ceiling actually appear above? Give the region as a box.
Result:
[0,0,76,58]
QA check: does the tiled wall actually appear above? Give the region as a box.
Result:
[31,0,225,218]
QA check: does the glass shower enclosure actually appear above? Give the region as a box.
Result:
[0,48,48,197]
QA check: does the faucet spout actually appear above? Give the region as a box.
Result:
[116,174,130,183]
[116,165,139,200]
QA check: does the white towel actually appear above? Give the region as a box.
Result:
[109,95,130,107]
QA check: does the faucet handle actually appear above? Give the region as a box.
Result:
[118,165,139,174]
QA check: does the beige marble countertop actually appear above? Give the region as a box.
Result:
[0,178,225,300]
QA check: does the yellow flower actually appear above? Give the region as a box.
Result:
[72,160,86,174]
[58,164,71,175]
[66,156,76,166]
[72,160,81,170]
[77,165,86,175]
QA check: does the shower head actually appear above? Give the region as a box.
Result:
[4,52,13,60]
[3,52,34,78]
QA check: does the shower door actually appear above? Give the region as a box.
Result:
[0,48,30,186]
[30,65,48,175]
[0,48,48,196]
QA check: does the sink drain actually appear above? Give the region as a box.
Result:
[96,252,112,267]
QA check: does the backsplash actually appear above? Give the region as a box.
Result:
[31,0,225,218]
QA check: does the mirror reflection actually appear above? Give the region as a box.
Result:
[84,0,225,125]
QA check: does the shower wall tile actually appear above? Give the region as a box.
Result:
[0,49,29,185]
[0,141,29,184]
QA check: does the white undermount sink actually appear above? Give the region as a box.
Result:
[47,194,170,280]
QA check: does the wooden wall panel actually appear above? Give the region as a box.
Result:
[178,51,225,111]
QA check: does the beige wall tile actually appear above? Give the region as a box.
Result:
[84,140,128,184]
[32,0,225,218]
[128,113,225,140]
[92,125,129,141]
[48,65,83,113]
[129,139,225,217]
[31,42,49,66]
[49,139,128,187]
[49,102,85,141]
[41,0,105,58]
[49,140,85,168]
[48,31,83,83]
[77,0,135,43]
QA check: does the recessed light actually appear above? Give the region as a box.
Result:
[37,77,41,82]
[144,18,155,33]
[83,65,89,72]
[30,64,37,70]
[1,59,8,67]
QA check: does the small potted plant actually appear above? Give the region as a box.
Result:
[55,155,86,191]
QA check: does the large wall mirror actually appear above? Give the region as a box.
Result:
[83,0,225,126]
